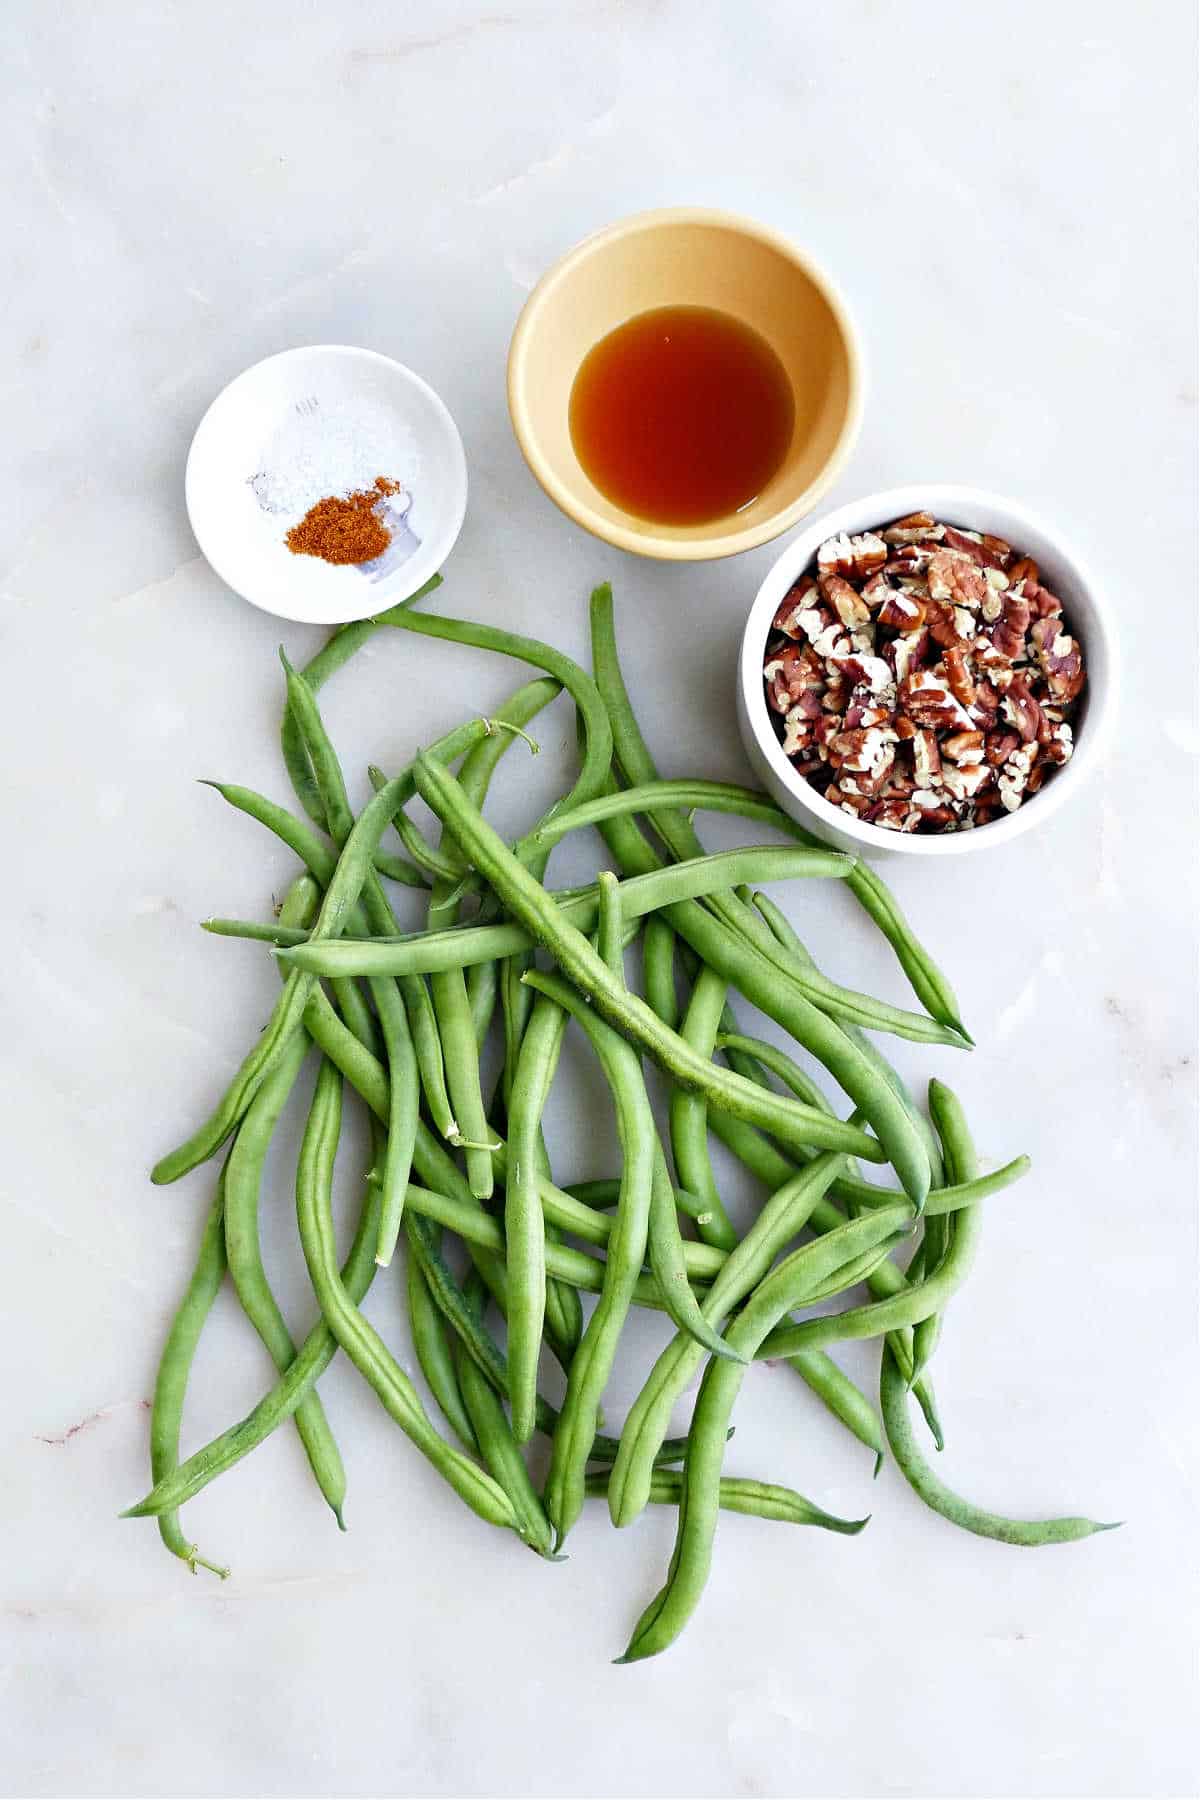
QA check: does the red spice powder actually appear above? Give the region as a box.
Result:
[285,476,401,565]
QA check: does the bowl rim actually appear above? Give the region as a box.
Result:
[738,481,1118,857]
[506,205,865,562]
[184,342,468,625]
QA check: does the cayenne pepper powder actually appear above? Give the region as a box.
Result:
[285,476,401,565]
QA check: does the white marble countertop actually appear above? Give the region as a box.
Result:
[3,3,1196,1796]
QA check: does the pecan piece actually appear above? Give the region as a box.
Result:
[885,625,931,684]
[927,549,988,609]
[927,598,976,649]
[882,512,942,546]
[1030,617,1085,702]
[998,742,1039,812]
[942,644,976,709]
[941,761,994,803]
[877,587,926,631]
[942,729,985,766]
[817,531,887,583]
[1008,556,1039,589]
[911,728,942,788]
[867,796,920,832]
[763,641,823,713]
[1027,583,1063,620]
[1001,672,1042,743]
[1043,721,1075,766]
[985,728,1021,766]
[899,668,975,732]
[770,575,818,637]
[829,651,893,695]
[988,588,1032,662]
[827,783,873,818]
[828,725,899,787]
[820,574,872,629]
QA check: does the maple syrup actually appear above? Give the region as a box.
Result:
[568,305,794,527]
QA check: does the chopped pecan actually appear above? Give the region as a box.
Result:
[882,512,941,545]
[927,599,976,649]
[780,706,815,757]
[811,620,852,660]
[828,724,899,779]
[1027,583,1063,619]
[985,728,1021,766]
[893,714,918,740]
[1008,556,1039,588]
[885,626,931,684]
[911,728,942,788]
[868,796,921,832]
[763,641,823,713]
[998,742,1039,812]
[988,588,1032,662]
[827,783,873,817]
[812,713,842,751]
[770,575,818,637]
[844,699,893,732]
[899,668,975,732]
[942,644,976,709]
[927,549,988,609]
[884,546,933,578]
[820,574,872,629]
[1002,672,1042,743]
[968,676,1000,729]
[877,588,926,631]
[829,651,892,695]
[1043,721,1074,766]
[817,531,887,583]
[1030,617,1085,702]
[942,729,985,765]
[941,761,994,803]
[792,601,835,645]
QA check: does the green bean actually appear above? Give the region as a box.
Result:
[275,844,853,979]
[202,917,310,947]
[642,916,680,1032]
[379,604,614,852]
[754,890,950,1189]
[700,1106,944,1450]
[607,1150,848,1529]
[404,1220,478,1452]
[535,977,656,1548]
[714,1031,833,1117]
[294,1059,518,1533]
[756,1081,986,1361]
[505,994,568,1442]
[585,1469,870,1534]
[150,967,312,1185]
[400,974,456,1141]
[224,1031,347,1522]
[282,656,424,1259]
[125,1146,382,1521]
[455,1271,557,1558]
[279,575,441,828]
[563,1176,714,1228]
[879,1343,1117,1545]
[145,1167,230,1577]
[618,1206,916,1662]
[911,1079,966,1380]
[668,969,738,1251]
[783,1350,887,1472]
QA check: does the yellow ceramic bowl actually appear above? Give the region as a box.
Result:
[507,207,863,561]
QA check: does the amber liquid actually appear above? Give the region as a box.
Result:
[568,305,795,527]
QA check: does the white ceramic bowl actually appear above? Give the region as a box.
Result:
[186,345,467,624]
[737,484,1116,858]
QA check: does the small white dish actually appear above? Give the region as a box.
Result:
[737,483,1117,858]
[185,345,467,624]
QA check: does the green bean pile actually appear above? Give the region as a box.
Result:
[126,577,1114,1660]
